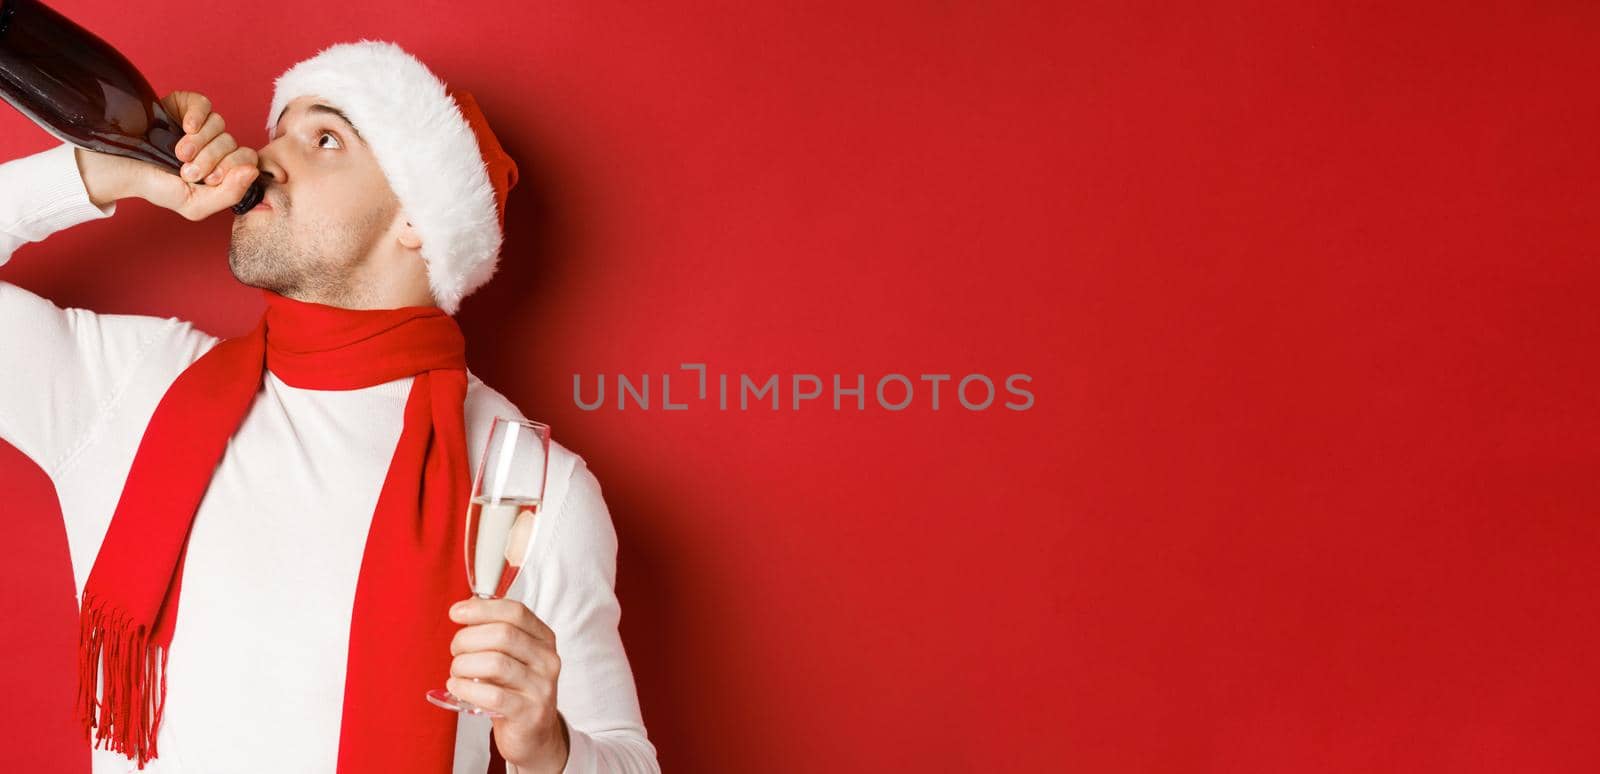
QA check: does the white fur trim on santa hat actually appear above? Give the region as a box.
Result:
[264,39,502,315]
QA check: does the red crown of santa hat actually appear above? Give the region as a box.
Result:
[264,40,520,315]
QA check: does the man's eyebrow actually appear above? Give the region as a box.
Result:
[273,103,366,145]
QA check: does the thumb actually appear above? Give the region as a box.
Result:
[136,163,194,214]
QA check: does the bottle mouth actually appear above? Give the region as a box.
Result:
[231,178,267,215]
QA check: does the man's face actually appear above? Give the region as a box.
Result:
[229,96,403,306]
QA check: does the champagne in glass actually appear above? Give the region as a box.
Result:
[426,417,552,716]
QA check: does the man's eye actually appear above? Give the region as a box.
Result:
[316,131,342,149]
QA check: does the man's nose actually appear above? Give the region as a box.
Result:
[255,143,288,186]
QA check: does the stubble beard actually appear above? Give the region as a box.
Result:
[229,211,300,294]
[228,204,388,306]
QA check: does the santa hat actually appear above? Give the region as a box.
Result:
[264,40,520,315]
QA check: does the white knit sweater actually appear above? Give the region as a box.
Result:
[0,143,658,774]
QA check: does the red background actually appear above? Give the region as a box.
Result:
[4,1,1598,771]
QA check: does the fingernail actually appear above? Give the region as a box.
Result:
[206,171,221,185]
[181,164,196,180]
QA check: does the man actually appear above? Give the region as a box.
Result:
[0,41,658,773]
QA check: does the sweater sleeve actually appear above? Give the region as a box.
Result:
[0,142,116,264]
[0,142,205,476]
[510,457,661,774]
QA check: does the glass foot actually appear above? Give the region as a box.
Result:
[426,687,504,718]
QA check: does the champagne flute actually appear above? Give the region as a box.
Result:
[426,416,552,716]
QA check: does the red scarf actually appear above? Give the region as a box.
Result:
[76,289,471,770]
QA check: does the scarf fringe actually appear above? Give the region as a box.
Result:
[76,592,169,769]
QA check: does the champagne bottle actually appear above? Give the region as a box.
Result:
[0,0,264,214]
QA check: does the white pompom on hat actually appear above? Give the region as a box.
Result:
[264,40,520,315]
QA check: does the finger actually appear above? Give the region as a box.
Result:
[450,597,556,646]
[450,650,533,685]
[182,132,237,183]
[215,164,261,202]
[457,636,563,684]
[449,620,546,663]
[162,91,213,135]
[177,111,225,164]
[445,676,521,716]
[204,147,259,186]
[182,165,259,220]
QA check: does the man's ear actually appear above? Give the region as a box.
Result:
[398,221,423,250]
